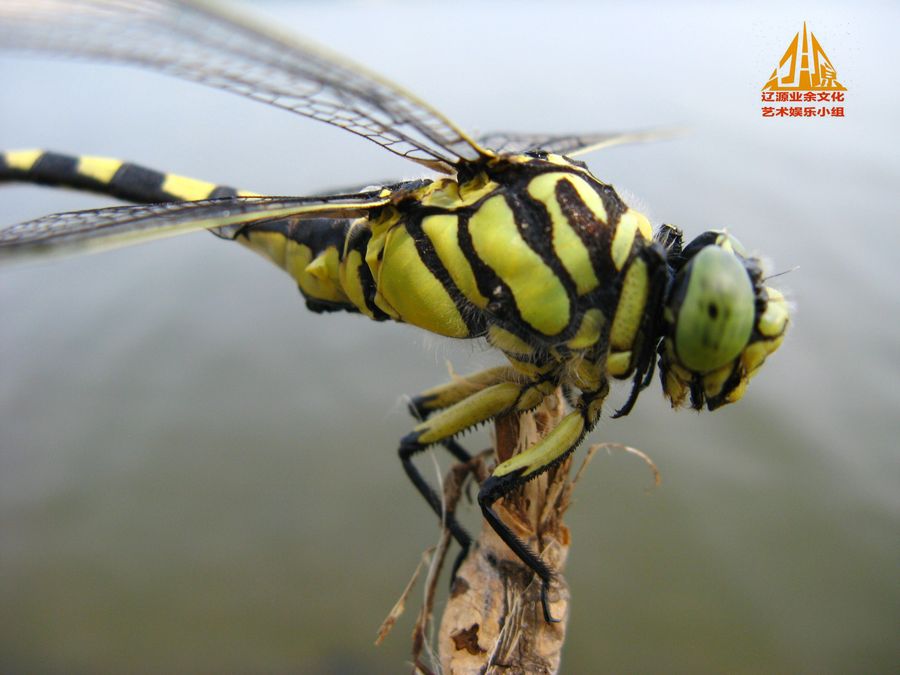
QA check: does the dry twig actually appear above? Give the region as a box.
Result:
[382,387,662,672]
[436,391,573,674]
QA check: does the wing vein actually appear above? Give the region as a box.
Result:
[0,0,490,172]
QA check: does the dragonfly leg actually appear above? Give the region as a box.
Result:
[477,383,607,622]
[407,365,518,463]
[408,365,518,418]
[400,371,546,572]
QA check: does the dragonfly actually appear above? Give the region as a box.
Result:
[0,0,789,623]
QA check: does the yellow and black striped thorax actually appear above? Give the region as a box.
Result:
[365,153,657,349]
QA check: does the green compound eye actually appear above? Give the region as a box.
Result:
[674,246,755,373]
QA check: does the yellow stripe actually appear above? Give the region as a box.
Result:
[297,245,347,304]
[635,210,652,240]
[77,156,123,184]
[245,232,352,307]
[610,258,649,350]
[374,225,468,337]
[527,173,600,296]
[544,153,579,168]
[417,179,460,209]
[421,214,488,309]
[469,195,570,336]
[566,308,604,349]
[610,208,651,271]
[4,149,43,171]
[606,351,632,377]
[725,378,748,404]
[161,173,220,201]
[759,287,789,337]
[340,248,374,318]
[487,325,534,356]
[458,172,499,205]
[242,230,287,267]
[416,174,499,209]
[567,174,608,224]
[702,363,734,398]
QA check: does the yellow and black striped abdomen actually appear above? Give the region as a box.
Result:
[0,149,242,203]
[238,217,371,317]
[0,149,365,317]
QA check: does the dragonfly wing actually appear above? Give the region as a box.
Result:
[0,0,489,173]
[0,192,388,262]
[477,128,684,157]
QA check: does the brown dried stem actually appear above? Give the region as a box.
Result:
[436,390,573,674]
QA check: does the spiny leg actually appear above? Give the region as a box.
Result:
[399,369,546,573]
[477,384,607,622]
[407,365,519,465]
[409,366,519,420]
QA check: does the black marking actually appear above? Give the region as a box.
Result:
[655,223,684,257]
[304,297,359,315]
[613,244,670,418]
[399,430,472,558]
[31,152,80,185]
[239,216,366,317]
[109,163,169,202]
[552,174,634,347]
[508,188,579,325]
[455,208,535,346]
[405,208,486,337]
[674,230,720,271]
[689,375,704,410]
[478,468,564,623]
[246,216,350,258]
[344,222,390,321]
[209,186,239,199]
[4,151,112,195]
[409,393,440,416]
[555,178,620,286]
[0,151,241,207]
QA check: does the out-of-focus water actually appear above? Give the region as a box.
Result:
[1,2,897,673]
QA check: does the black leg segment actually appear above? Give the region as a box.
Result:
[478,471,561,623]
[398,430,472,557]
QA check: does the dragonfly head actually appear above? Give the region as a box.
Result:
[658,230,790,410]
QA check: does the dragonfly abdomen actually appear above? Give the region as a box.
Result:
[0,149,242,202]
[0,148,372,316]
[238,216,376,317]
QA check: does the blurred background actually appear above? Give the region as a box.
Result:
[1,1,897,673]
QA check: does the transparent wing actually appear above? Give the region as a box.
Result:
[0,192,388,261]
[477,128,684,157]
[0,0,490,173]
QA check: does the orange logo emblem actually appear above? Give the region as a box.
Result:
[763,22,845,91]
[760,23,846,118]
